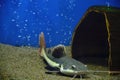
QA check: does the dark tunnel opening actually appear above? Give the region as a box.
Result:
[72,11,109,66]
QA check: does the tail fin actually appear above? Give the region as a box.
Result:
[39,32,46,56]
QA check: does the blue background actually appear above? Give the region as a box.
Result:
[0,0,120,47]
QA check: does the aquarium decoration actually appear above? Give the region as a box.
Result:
[71,6,120,74]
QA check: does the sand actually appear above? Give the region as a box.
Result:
[0,43,119,80]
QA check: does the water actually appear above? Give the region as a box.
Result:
[0,0,120,47]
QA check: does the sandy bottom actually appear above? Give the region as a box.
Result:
[0,43,120,80]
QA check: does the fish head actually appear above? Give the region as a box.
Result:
[60,62,88,76]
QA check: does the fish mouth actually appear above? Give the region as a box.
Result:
[60,69,87,76]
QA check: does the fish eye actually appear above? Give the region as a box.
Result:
[71,65,76,69]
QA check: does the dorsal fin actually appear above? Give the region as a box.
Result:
[52,44,66,58]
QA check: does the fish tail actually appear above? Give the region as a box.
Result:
[39,32,46,57]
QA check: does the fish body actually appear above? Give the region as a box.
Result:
[39,32,88,76]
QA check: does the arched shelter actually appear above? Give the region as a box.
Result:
[72,6,120,73]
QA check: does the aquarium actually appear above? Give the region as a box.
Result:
[0,0,120,80]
